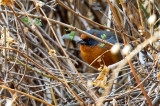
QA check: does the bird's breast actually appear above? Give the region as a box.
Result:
[80,44,120,68]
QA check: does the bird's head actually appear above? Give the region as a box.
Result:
[78,30,105,46]
[78,29,123,46]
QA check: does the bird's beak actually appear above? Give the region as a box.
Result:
[77,39,86,45]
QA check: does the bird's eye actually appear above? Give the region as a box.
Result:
[82,38,99,46]
[86,39,91,43]
[83,39,90,45]
[87,39,90,42]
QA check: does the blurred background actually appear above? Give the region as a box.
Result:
[0,0,159,105]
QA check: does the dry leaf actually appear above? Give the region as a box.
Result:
[157,72,160,81]
[92,65,110,88]
[49,49,56,56]
[1,0,13,6]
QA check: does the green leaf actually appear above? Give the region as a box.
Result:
[65,25,73,32]
[101,34,107,39]
[23,17,31,25]
[34,18,42,26]
[100,43,105,47]
[23,17,28,22]
[69,31,76,40]
[139,1,149,18]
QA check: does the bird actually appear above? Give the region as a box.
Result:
[78,29,123,68]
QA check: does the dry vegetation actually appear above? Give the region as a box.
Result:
[0,0,160,106]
